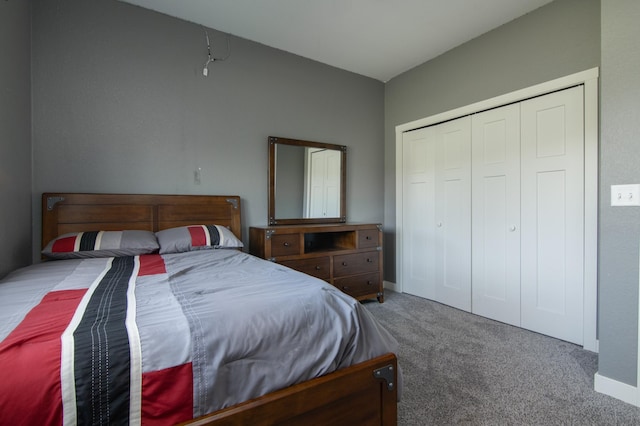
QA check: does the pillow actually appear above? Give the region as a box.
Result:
[42,230,159,260]
[155,225,243,254]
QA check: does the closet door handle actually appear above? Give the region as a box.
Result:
[509,225,517,232]
[436,222,442,228]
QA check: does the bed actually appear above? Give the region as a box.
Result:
[0,193,399,425]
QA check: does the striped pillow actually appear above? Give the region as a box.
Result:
[155,225,243,254]
[42,230,159,260]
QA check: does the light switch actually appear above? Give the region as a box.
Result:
[611,184,640,206]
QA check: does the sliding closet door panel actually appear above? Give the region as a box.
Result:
[435,117,471,311]
[471,104,521,326]
[402,128,436,299]
[520,86,584,345]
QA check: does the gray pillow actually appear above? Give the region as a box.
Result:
[42,230,159,259]
[155,225,243,254]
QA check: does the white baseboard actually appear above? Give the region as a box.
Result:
[383,280,398,292]
[594,372,639,407]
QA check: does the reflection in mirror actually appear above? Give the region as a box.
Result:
[269,136,346,225]
[274,144,305,219]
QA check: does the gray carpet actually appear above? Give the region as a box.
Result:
[363,290,640,425]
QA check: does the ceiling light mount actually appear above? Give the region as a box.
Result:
[202,28,231,77]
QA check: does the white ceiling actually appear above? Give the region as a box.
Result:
[120,0,553,82]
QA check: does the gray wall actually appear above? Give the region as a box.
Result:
[0,1,32,278]
[31,0,384,256]
[383,0,600,287]
[598,0,640,387]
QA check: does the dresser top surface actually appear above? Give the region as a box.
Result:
[251,223,381,233]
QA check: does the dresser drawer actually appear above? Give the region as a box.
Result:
[280,257,330,280]
[358,229,380,249]
[250,224,384,302]
[333,272,380,299]
[333,251,379,278]
[270,234,300,256]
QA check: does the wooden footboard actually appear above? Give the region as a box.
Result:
[184,353,398,426]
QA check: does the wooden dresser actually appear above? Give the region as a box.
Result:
[249,223,384,302]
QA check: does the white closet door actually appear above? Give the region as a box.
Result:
[401,117,471,309]
[401,127,436,300]
[520,86,584,345]
[434,117,472,311]
[471,104,521,325]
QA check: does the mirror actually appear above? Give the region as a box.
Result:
[268,136,346,225]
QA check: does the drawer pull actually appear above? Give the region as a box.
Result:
[367,281,373,285]
[283,242,290,247]
[367,258,373,263]
[342,262,347,266]
[342,286,350,291]
[366,236,372,240]
[315,266,321,270]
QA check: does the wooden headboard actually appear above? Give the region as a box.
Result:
[42,193,242,249]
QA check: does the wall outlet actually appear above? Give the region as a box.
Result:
[610,184,640,206]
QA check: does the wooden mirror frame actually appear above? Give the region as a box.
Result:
[268,136,347,225]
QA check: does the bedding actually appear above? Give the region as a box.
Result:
[0,249,399,425]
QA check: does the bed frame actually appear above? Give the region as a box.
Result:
[42,193,398,425]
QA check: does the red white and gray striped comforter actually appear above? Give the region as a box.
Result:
[0,249,398,425]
